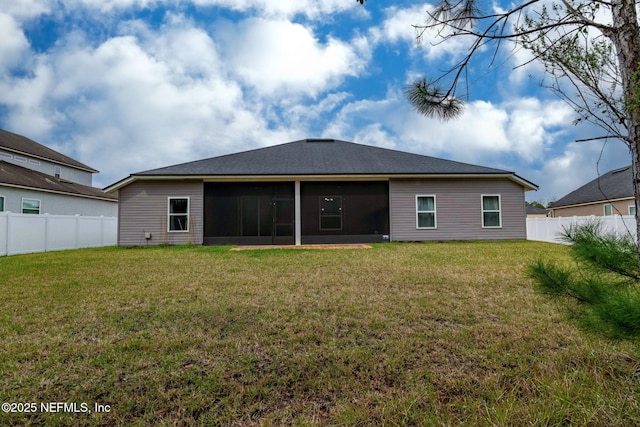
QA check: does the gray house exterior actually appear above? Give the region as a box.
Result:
[0,129,117,216]
[105,139,537,246]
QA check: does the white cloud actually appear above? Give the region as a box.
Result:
[529,137,630,202]
[326,86,578,171]
[0,0,55,20]
[1,0,626,203]
[0,56,60,137]
[503,98,574,160]
[372,4,428,44]
[0,15,317,186]
[0,14,31,72]
[353,123,397,150]
[219,18,367,97]
[284,92,351,125]
[193,0,358,19]
[369,3,478,62]
[50,0,358,18]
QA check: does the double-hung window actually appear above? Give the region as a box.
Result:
[0,196,4,212]
[22,198,40,214]
[168,197,189,232]
[481,195,501,228]
[416,195,436,228]
[603,203,613,216]
[629,205,636,216]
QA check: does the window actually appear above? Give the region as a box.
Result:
[22,198,40,214]
[603,203,613,216]
[416,195,436,228]
[0,196,4,212]
[168,197,189,232]
[54,166,61,178]
[482,195,501,228]
[629,205,636,216]
[320,196,342,230]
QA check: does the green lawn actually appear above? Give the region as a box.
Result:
[0,241,638,426]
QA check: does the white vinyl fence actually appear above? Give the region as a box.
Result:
[0,212,117,256]
[527,215,637,244]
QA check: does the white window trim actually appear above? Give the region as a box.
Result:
[603,203,613,216]
[481,194,502,228]
[22,198,41,215]
[167,197,190,233]
[0,195,4,212]
[416,195,437,229]
[629,205,636,216]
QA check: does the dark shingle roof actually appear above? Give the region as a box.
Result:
[553,166,633,208]
[136,139,519,176]
[526,206,549,215]
[0,161,116,201]
[0,129,98,173]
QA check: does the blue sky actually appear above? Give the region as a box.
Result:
[0,0,631,203]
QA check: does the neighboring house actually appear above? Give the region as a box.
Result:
[550,166,634,217]
[0,129,117,216]
[105,138,538,246]
[526,205,549,218]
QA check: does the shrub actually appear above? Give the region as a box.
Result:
[529,220,640,339]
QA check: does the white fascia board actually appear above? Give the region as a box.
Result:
[106,172,538,191]
[103,176,137,192]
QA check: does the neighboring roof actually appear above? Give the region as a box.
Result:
[0,161,117,202]
[106,139,537,191]
[526,206,549,215]
[0,129,98,173]
[552,166,633,209]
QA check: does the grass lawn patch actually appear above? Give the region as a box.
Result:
[1,241,639,425]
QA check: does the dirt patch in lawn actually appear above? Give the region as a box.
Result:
[231,244,372,250]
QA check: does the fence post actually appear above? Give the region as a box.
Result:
[4,211,10,256]
[75,214,80,249]
[100,216,105,246]
[44,213,49,253]
[545,217,551,242]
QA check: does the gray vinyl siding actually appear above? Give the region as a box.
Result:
[0,149,93,185]
[390,178,526,241]
[0,185,117,216]
[118,180,203,246]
